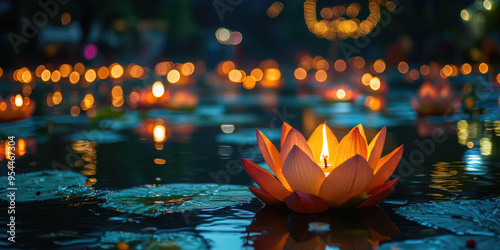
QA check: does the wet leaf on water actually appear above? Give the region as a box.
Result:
[396,199,500,235]
[0,170,94,202]
[378,234,500,250]
[101,183,254,216]
[100,231,209,250]
[69,130,125,143]
[216,128,281,144]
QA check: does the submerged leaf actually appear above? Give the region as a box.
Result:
[100,231,209,250]
[378,234,500,250]
[396,198,500,235]
[0,170,94,202]
[102,183,254,216]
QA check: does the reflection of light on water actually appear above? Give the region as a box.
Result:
[429,162,462,196]
[457,120,468,145]
[221,124,235,134]
[18,139,26,156]
[464,148,488,175]
[71,141,98,182]
[479,138,492,156]
[154,158,166,165]
[153,124,167,143]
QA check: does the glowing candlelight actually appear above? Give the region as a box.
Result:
[318,124,333,175]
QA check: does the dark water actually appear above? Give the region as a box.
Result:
[1,86,500,249]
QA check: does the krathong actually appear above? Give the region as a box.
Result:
[241,122,403,213]
[410,80,461,116]
[0,94,35,122]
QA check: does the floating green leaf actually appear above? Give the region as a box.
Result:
[100,231,209,250]
[396,199,500,235]
[101,183,254,216]
[0,170,94,202]
[378,234,500,250]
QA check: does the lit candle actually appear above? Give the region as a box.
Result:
[317,124,333,176]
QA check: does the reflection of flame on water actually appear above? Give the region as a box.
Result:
[71,140,97,180]
[245,206,400,250]
[0,138,36,161]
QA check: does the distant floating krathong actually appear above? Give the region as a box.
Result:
[242,122,403,213]
[0,94,35,122]
[411,80,462,116]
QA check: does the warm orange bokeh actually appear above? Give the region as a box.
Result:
[410,79,462,116]
[0,95,35,122]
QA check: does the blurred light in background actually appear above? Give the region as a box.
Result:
[216,28,243,45]
[294,68,307,80]
[315,70,327,82]
[167,69,180,83]
[398,61,409,74]
[152,81,165,98]
[61,12,71,25]
[110,63,123,79]
[461,9,470,21]
[250,68,263,81]
[267,2,284,18]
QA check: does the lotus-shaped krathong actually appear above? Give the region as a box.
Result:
[410,80,462,116]
[241,122,403,213]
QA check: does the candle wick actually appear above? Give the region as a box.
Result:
[323,155,328,169]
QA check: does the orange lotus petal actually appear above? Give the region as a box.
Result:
[281,122,293,149]
[307,123,338,164]
[372,145,404,190]
[358,178,398,207]
[334,127,368,167]
[284,190,329,213]
[355,124,367,143]
[319,155,374,207]
[257,129,289,187]
[280,128,315,167]
[282,146,325,195]
[249,186,281,205]
[367,127,386,170]
[242,158,292,201]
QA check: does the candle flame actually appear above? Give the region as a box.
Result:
[320,124,329,166]
[15,94,23,107]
